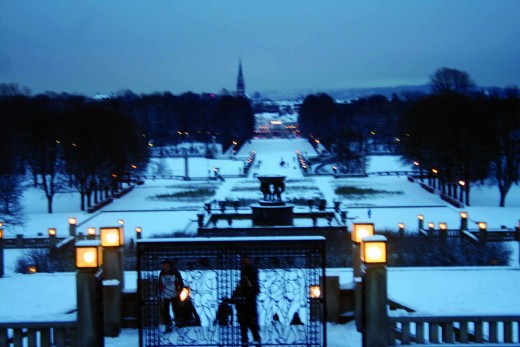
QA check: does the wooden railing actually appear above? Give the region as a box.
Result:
[389,313,520,345]
[0,320,77,347]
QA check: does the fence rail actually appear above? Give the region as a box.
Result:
[2,236,68,249]
[389,313,520,345]
[0,320,77,347]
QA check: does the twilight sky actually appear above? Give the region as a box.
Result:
[0,0,519,96]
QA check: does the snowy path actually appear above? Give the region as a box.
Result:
[238,138,317,179]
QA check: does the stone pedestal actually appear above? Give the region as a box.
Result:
[251,202,294,226]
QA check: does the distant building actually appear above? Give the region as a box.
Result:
[254,112,299,138]
[236,60,246,97]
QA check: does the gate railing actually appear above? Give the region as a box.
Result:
[137,236,327,347]
[389,312,520,345]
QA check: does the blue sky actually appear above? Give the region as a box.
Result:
[1,0,519,95]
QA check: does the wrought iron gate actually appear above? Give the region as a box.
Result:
[137,236,326,347]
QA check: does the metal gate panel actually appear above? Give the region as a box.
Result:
[137,236,326,347]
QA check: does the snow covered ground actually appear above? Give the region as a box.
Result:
[1,138,520,347]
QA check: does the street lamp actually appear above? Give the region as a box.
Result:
[100,227,124,247]
[398,223,405,237]
[458,180,466,203]
[309,285,321,299]
[431,168,438,189]
[100,226,124,337]
[352,223,375,243]
[69,217,77,237]
[359,235,388,346]
[352,222,374,331]
[478,221,488,243]
[439,222,448,238]
[75,241,103,269]
[48,228,57,237]
[135,227,142,240]
[309,284,322,322]
[75,240,104,347]
[417,214,424,231]
[361,235,387,265]
[87,227,96,240]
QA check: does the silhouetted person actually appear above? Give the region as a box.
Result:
[158,259,184,333]
[232,255,261,347]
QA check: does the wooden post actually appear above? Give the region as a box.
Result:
[362,264,388,347]
[77,268,104,347]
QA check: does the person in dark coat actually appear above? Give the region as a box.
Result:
[158,259,184,332]
[232,255,261,347]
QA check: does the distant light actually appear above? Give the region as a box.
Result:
[417,214,424,221]
[458,180,465,186]
[460,212,468,219]
[439,223,447,230]
[87,227,96,236]
[48,228,57,236]
[68,218,77,225]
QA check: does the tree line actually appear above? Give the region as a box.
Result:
[0,89,254,223]
[299,68,520,206]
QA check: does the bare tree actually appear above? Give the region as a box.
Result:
[430,67,475,94]
[0,83,31,97]
[486,88,520,207]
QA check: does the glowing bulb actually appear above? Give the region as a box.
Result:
[83,251,96,264]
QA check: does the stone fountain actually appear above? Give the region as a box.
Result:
[251,175,294,226]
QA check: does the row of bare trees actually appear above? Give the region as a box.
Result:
[400,68,520,207]
[0,94,149,219]
[298,68,520,206]
[0,89,255,224]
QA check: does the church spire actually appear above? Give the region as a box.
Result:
[236,59,245,97]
